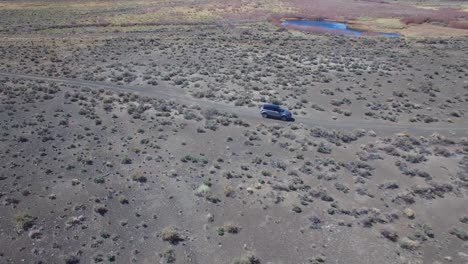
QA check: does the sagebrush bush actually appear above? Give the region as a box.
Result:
[161,227,183,244]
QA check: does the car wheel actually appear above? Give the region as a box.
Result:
[262,113,268,118]
[281,116,287,121]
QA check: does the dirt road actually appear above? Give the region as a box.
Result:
[1,71,466,136]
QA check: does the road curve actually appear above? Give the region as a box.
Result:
[1,71,466,136]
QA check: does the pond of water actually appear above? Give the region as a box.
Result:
[281,20,401,38]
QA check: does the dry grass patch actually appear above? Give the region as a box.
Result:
[108,6,220,25]
[351,17,406,33]
[401,23,468,38]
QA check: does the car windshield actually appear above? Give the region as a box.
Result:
[263,104,284,112]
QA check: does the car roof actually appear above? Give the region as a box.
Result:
[263,104,280,108]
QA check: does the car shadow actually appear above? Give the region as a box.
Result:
[266,116,295,122]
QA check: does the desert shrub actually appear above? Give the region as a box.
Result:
[310,127,363,145]
[270,98,282,105]
[195,183,211,196]
[460,215,468,224]
[433,147,452,157]
[270,159,287,170]
[121,156,132,164]
[93,254,104,263]
[396,161,431,179]
[235,97,251,106]
[94,206,108,216]
[450,228,468,241]
[15,213,35,230]
[223,223,240,234]
[107,255,116,262]
[399,237,419,250]
[93,177,105,184]
[393,192,415,205]
[418,224,434,239]
[183,111,197,120]
[205,195,221,204]
[379,182,399,190]
[381,228,398,242]
[17,136,28,142]
[232,255,260,264]
[64,255,80,264]
[131,172,147,183]
[413,183,452,199]
[404,154,427,164]
[223,186,235,197]
[292,205,302,213]
[380,145,400,156]
[334,183,349,193]
[308,216,322,229]
[344,161,374,178]
[309,189,334,202]
[161,227,183,244]
[202,108,219,120]
[119,197,129,204]
[317,142,331,154]
[181,155,208,164]
[392,136,421,151]
[311,104,325,111]
[163,249,176,263]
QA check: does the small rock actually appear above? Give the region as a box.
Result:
[206,213,214,223]
[458,252,468,260]
[71,179,80,186]
[28,229,42,239]
[404,208,415,219]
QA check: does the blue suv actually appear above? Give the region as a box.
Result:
[260,104,292,121]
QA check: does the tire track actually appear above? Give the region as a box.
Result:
[1,71,466,136]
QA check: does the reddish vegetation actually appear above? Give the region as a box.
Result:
[449,21,468,30]
[279,0,468,31]
[401,8,468,26]
[286,0,427,18]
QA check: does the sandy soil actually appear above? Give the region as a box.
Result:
[0,1,467,264]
